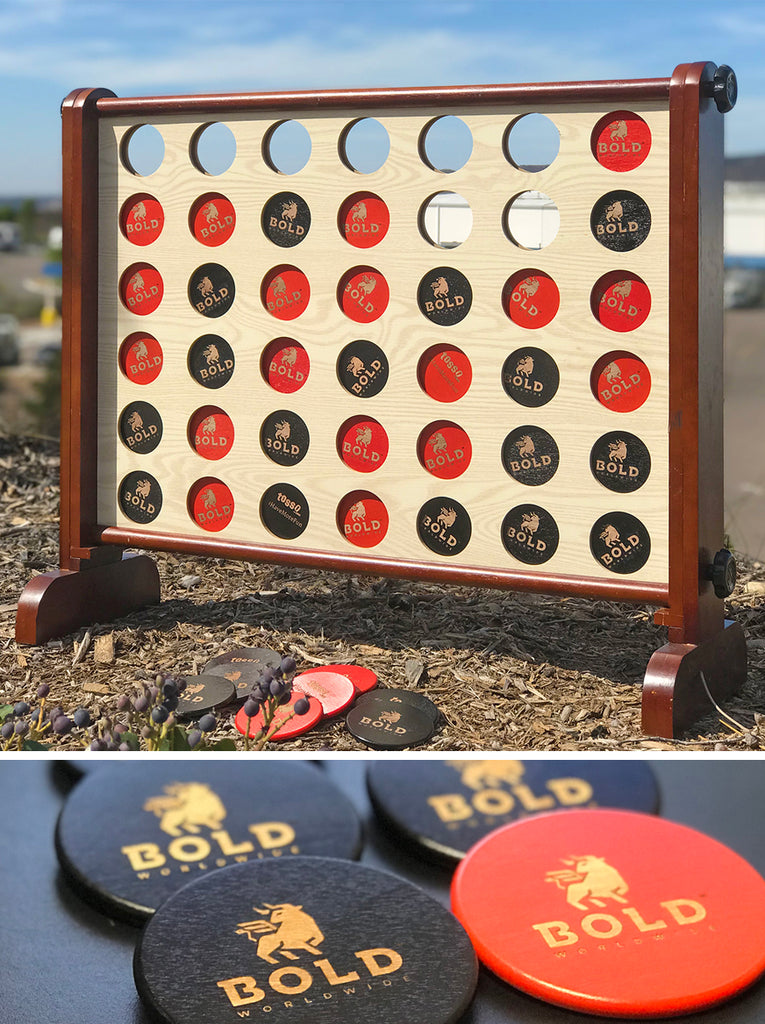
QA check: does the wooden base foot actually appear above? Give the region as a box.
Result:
[15,553,161,645]
[641,620,747,738]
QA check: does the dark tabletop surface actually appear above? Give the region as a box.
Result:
[1,758,764,1024]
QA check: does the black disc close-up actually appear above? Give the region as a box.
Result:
[134,855,478,1024]
[366,759,660,867]
[54,763,363,923]
[203,647,282,698]
[346,692,436,750]
[354,688,441,727]
[174,674,236,720]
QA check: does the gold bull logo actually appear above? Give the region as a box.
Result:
[447,759,525,790]
[143,782,227,837]
[236,903,325,964]
[546,855,629,911]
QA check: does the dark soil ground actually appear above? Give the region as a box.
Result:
[2,434,764,753]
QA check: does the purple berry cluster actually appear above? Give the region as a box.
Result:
[240,655,310,749]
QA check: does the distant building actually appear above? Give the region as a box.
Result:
[724,155,765,307]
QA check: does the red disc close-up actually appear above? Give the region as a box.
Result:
[119,263,164,316]
[338,266,390,323]
[261,265,310,321]
[189,193,236,247]
[592,272,651,332]
[234,692,323,740]
[337,415,389,473]
[451,809,765,1018]
[592,111,652,172]
[261,337,310,394]
[187,478,234,532]
[337,491,389,548]
[120,194,164,246]
[187,407,235,461]
[418,344,472,403]
[292,669,356,717]
[119,332,163,384]
[417,421,472,479]
[339,192,390,248]
[591,351,651,413]
[302,663,378,695]
[503,270,559,329]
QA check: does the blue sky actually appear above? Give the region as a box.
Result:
[1,0,763,196]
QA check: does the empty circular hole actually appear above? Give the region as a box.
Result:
[264,120,312,174]
[504,113,560,171]
[121,125,165,176]
[420,116,472,173]
[504,191,560,250]
[340,118,390,173]
[420,192,472,248]
[191,122,237,176]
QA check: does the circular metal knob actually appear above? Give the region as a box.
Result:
[706,549,737,598]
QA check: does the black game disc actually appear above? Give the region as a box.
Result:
[188,263,236,318]
[118,471,162,524]
[501,347,560,408]
[346,692,435,750]
[118,401,163,455]
[203,647,282,698]
[590,510,651,574]
[416,497,471,556]
[337,340,389,398]
[417,267,472,326]
[501,426,559,486]
[501,504,559,565]
[55,763,363,923]
[366,760,659,867]
[589,430,651,493]
[174,674,236,720]
[188,334,235,389]
[260,482,309,539]
[262,191,311,247]
[590,190,651,252]
[134,856,477,1024]
[260,410,310,466]
[354,688,441,727]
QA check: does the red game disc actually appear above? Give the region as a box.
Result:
[339,191,390,248]
[189,193,236,246]
[451,809,765,1018]
[337,491,389,548]
[592,111,652,172]
[234,691,322,740]
[592,272,651,332]
[591,351,651,412]
[337,415,389,473]
[188,407,235,461]
[503,270,559,329]
[339,266,390,323]
[418,344,472,403]
[292,669,356,717]
[119,332,163,384]
[261,265,310,320]
[187,478,234,532]
[417,421,472,479]
[120,194,164,246]
[261,337,310,393]
[120,263,164,316]
[303,663,378,695]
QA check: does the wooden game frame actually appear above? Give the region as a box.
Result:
[16,62,745,738]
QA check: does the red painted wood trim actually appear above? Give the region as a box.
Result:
[97,525,668,605]
[60,87,116,570]
[94,78,671,117]
[662,62,725,644]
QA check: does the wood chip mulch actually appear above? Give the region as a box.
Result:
[2,434,764,753]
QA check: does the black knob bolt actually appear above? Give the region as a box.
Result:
[706,65,737,113]
[706,549,737,598]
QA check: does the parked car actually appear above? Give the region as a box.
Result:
[0,314,20,365]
